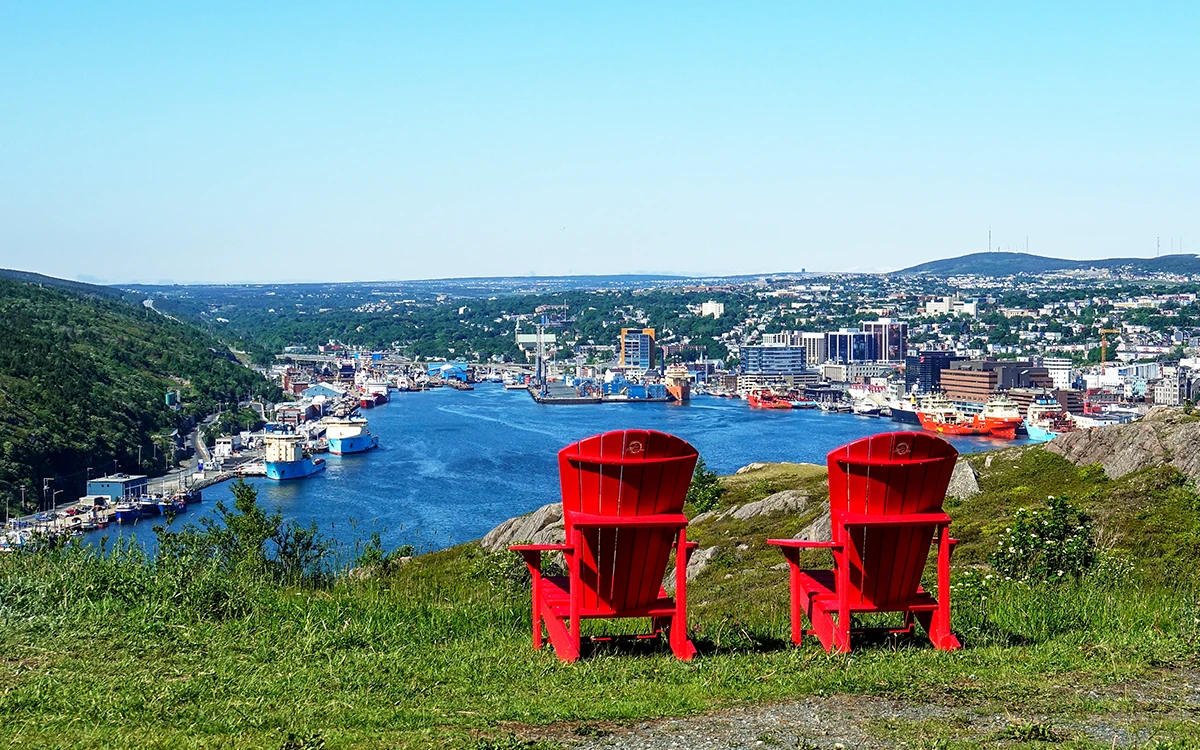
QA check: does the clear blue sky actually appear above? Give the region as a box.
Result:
[1,3,1196,283]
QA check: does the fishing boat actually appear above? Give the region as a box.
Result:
[747,390,793,409]
[264,434,327,481]
[916,394,988,436]
[358,394,377,409]
[324,417,379,455]
[114,502,140,523]
[138,497,161,517]
[157,496,188,515]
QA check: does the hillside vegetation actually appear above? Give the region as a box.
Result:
[1,441,1198,749]
[897,251,1200,276]
[0,277,280,515]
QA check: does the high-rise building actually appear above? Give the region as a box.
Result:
[800,332,828,365]
[827,328,875,363]
[1041,357,1074,390]
[861,319,908,362]
[740,345,808,375]
[620,328,656,370]
[904,350,959,393]
[699,301,725,319]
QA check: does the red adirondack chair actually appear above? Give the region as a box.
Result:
[510,429,699,662]
[768,432,962,653]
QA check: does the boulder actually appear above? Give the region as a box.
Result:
[727,489,809,521]
[1045,407,1200,481]
[794,510,832,543]
[946,459,980,499]
[735,462,769,474]
[479,502,564,552]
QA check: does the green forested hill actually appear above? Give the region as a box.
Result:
[0,277,280,515]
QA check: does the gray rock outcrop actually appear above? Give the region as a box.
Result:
[946,459,981,499]
[793,510,832,542]
[479,502,564,552]
[1046,406,1200,481]
[727,489,809,520]
[735,462,769,474]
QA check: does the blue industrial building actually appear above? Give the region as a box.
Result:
[428,363,470,382]
[86,474,148,501]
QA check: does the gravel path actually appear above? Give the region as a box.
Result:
[517,668,1200,749]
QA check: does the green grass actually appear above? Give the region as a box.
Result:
[1,450,1199,749]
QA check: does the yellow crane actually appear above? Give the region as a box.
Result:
[1099,328,1120,366]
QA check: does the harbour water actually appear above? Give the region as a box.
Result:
[88,385,1032,554]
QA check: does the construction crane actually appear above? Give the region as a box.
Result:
[1099,328,1120,366]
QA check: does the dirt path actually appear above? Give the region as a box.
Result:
[528,668,1200,749]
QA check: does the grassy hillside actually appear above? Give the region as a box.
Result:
[0,276,281,515]
[1,447,1198,748]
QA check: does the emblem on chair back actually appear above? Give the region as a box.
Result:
[558,430,698,613]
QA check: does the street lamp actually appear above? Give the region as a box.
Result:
[52,490,62,510]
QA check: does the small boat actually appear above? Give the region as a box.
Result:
[138,498,161,517]
[157,497,188,515]
[114,502,140,523]
[789,398,819,409]
[852,399,882,417]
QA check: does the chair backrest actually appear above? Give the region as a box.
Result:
[558,430,698,614]
[826,432,958,609]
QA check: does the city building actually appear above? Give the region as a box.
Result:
[740,344,809,376]
[699,301,725,319]
[861,319,908,362]
[800,332,828,365]
[86,473,148,502]
[925,296,979,317]
[620,328,656,370]
[827,328,875,363]
[941,360,1053,405]
[904,350,960,394]
[1041,357,1074,390]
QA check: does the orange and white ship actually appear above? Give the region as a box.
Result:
[747,390,793,409]
[976,395,1023,439]
[916,394,988,436]
[664,364,691,403]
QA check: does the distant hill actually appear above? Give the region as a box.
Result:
[0,275,279,515]
[0,268,125,298]
[896,252,1200,276]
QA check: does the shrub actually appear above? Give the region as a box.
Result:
[990,495,1096,583]
[686,457,725,513]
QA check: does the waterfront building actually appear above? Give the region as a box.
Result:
[904,350,960,394]
[827,328,875,364]
[861,319,908,363]
[941,360,1053,405]
[740,344,809,376]
[620,328,656,370]
[87,473,148,502]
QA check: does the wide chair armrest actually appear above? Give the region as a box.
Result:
[839,511,952,528]
[767,539,842,549]
[509,543,574,552]
[566,512,689,529]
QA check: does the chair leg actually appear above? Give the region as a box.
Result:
[783,548,803,646]
[539,601,581,662]
[668,528,696,661]
[916,604,962,651]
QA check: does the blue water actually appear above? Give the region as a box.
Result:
[91,386,1027,553]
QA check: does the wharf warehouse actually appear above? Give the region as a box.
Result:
[86,473,148,501]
